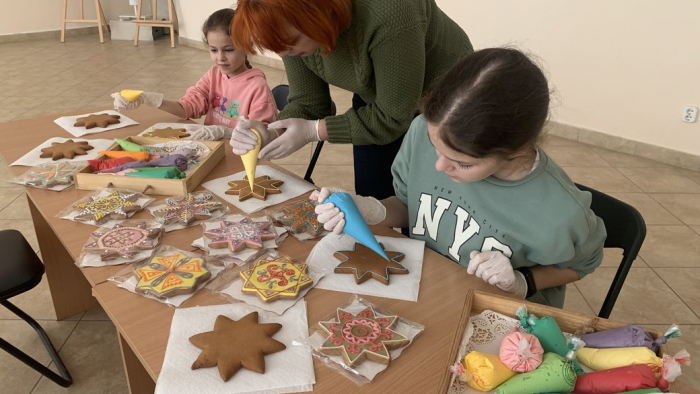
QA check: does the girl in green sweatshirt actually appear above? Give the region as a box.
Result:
[313,48,607,308]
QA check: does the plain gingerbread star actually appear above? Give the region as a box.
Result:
[73,113,121,129]
[39,139,94,160]
[225,175,284,201]
[189,312,286,382]
[333,243,408,285]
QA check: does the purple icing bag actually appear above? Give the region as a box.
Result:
[580,324,681,351]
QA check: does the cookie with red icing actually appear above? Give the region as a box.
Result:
[204,218,277,252]
[83,222,161,261]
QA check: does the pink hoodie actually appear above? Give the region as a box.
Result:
[178,66,277,128]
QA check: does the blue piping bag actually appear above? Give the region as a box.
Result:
[325,192,388,260]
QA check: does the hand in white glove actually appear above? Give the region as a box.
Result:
[111,91,163,111]
[230,117,278,155]
[188,125,232,141]
[310,187,387,234]
[467,250,528,298]
[258,118,320,160]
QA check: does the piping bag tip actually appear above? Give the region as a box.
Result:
[325,192,388,260]
[241,128,261,190]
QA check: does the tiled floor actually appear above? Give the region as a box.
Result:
[0,36,698,392]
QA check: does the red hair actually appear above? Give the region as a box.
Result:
[231,0,352,55]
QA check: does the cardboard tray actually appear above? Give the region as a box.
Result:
[75,136,225,196]
[438,290,676,392]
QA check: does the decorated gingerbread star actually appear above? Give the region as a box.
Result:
[240,256,313,302]
[83,222,161,261]
[189,312,286,382]
[225,175,283,201]
[25,162,79,187]
[204,218,277,252]
[152,193,224,225]
[74,190,142,224]
[333,243,408,285]
[278,200,323,236]
[134,252,211,298]
[318,306,410,367]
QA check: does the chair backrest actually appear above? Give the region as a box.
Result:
[271,84,337,116]
[575,183,647,318]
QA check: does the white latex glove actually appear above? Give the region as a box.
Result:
[189,125,232,141]
[230,117,278,155]
[258,118,320,160]
[468,250,528,298]
[111,91,164,111]
[309,187,387,234]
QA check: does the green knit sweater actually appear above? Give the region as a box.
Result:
[278,0,473,145]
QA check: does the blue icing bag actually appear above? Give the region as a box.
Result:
[325,193,388,260]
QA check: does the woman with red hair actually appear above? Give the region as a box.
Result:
[230,0,473,199]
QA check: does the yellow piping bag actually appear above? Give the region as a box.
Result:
[120,89,144,102]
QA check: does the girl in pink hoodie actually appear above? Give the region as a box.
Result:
[112,8,277,140]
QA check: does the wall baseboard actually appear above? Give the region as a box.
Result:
[0,27,99,44]
[548,121,700,171]
[177,35,207,50]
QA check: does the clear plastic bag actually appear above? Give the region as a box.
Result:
[107,245,227,308]
[75,220,163,268]
[10,161,83,191]
[265,198,328,241]
[147,191,229,232]
[295,294,425,385]
[210,249,328,315]
[57,187,154,226]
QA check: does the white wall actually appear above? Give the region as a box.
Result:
[174,0,236,44]
[436,0,700,155]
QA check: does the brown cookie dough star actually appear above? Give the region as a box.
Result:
[143,127,190,139]
[225,175,283,201]
[333,243,408,285]
[73,113,121,129]
[39,139,94,160]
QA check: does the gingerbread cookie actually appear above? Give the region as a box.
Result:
[83,222,161,261]
[333,243,408,285]
[225,175,283,201]
[134,252,210,298]
[190,312,286,381]
[318,306,410,367]
[40,139,94,160]
[277,200,323,236]
[143,127,190,139]
[73,190,142,224]
[73,113,121,129]
[26,162,78,187]
[240,256,313,302]
[204,218,276,252]
[152,193,223,225]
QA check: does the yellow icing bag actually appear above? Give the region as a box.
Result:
[241,128,262,190]
[120,89,144,102]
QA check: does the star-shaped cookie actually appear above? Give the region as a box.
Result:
[73,113,121,129]
[240,256,313,302]
[152,193,224,225]
[278,200,324,236]
[333,243,408,285]
[40,139,94,160]
[26,162,79,187]
[318,306,409,367]
[73,190,142,224]
[204,218,277,252]
[143,127,190,139]
[83,222,161,260]
[134,252,210,298]
[189,312,286,382]
[225,175,283,201]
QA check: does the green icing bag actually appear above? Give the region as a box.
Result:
[115,138,147,152]
[614,389,662,394]
[494,353,576,394]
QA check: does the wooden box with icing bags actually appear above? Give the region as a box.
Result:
[438,290,676,393]
[75,136,225,196]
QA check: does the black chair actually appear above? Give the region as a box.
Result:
[271,84,336,184]
[0,230,73,387]
[575,183,646,319]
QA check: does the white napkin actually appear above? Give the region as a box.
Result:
[10,137,115,167]
[54,110,139,137]
[155,302,315,394]
[202,165,316,214]
[191,214,287,261]
[308,234,425,302]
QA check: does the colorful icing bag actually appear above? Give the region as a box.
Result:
[450,351,516,392]
[580,324,681,352]
[120,89,143,102]
[499,331,543,372]
[98,151,150,161]
[325,192,388,259]
[614,389,663,394]
[124,168,185,179]
[115,138,147,152]
[241,127,261,190]
[493,353,576,394]
[88,157,134,171]
[574,364,658,394]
